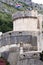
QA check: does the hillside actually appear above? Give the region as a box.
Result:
[0,0,43,33]
[0,0,43,14]
[0,1,32,14]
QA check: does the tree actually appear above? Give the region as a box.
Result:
[0,12,13,33]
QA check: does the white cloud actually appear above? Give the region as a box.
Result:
[32,0,43,4]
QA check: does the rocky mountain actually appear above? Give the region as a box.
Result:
[0,0,43,33]
[0,0,43,14]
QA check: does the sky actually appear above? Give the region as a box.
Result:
[32,0,43,4]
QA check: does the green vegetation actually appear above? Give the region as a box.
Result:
[0,1,43,33]
[0,1,28,33]
[0,12,13,33]
[1,1,25,13]
[2,3,18,14]
[0,1,30,33]
[1,1,30,13]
